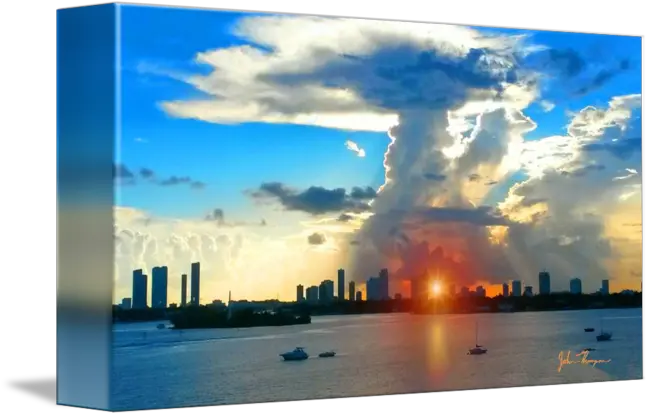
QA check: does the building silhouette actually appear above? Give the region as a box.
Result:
[502,283,509,297]
[448,284,456,297]
[356,291,363,301]
[337,269,345,301]
[412,277,428,301]
[190,262,200,306]
[151,266,168,309]
[306,285,319,303]
[523,286,534,297]
[349,281,356,302]
[319,280,334,303]
[601,279,610,295]
[475,286,486,297]
[296,284,304,302]
[538,271,551,295]
[379,268,389,299]
[120,297,131,309]
[512,280,522,297]
[181,274,187,307]
[132,269,148,309]
[570,278,582,294]
[366,277,380,300]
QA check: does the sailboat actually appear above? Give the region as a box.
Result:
[467,321,487,355]
[596,316,612,341]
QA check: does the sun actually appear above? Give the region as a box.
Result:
[431,280,442,297]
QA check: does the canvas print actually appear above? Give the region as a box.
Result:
[58,2,642,412]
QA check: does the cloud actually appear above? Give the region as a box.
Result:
[307,232,327,245]
[575,59,632,96]
[160,176,206,189]
[114,164,134,179]
[540,100,555,112]
[249,182,375,215]
[135,15,640,293]
[345,140,366,157]
[134,137,148,143]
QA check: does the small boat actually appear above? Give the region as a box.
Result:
[280,347,308,361]
[467,322,487,355]
[596,317,612,342]
[584,327,595,332]
[157,323,166,329]
[596,332,612,341]
[319,351,336,358]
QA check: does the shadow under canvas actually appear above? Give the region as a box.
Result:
[10,378,57,403]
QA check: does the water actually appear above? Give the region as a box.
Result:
[111,308,642,411]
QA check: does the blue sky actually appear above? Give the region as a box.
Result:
[116,5,640,221]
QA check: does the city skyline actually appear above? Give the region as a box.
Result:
[113,5,642,305]
[118,261,627,307]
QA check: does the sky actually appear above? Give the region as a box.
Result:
[113,4,642,305]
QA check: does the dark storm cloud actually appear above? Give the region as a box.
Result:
[349,186,378,200]
[190,181,206,190]
[337,213,353,222]
[307,232,326,245]
[248,182,373,215]
[582,138,641,160]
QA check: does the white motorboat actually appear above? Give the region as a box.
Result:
[280,347,309,361]
[467,322,487,355]
[318,351,336,358]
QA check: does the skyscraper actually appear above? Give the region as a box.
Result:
[523,286,533,297]
[306,285,319,303]
[367,277,380,300]
[181,274,187,307]
[356,291,363,301]
[296,284,304,302]
[379,268,389,300]
[132,269,148,309]
[120,298,132,309]
[151,266,168,309]
[337,269,345,301]
[349,281,356,302]
[191,262,200,306]
[319,280,334,303]
[570,278,582,294]
[601,279,610,295]
[512,280,522,297]
[502,283,509,297]
[538,271,551,295]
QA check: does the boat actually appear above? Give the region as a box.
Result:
[156,323,166,329]
[467,321,487,355]
[318,351,336,358]
[280,347,309,361]
[584,327,595,332]
[596,317,612,342]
